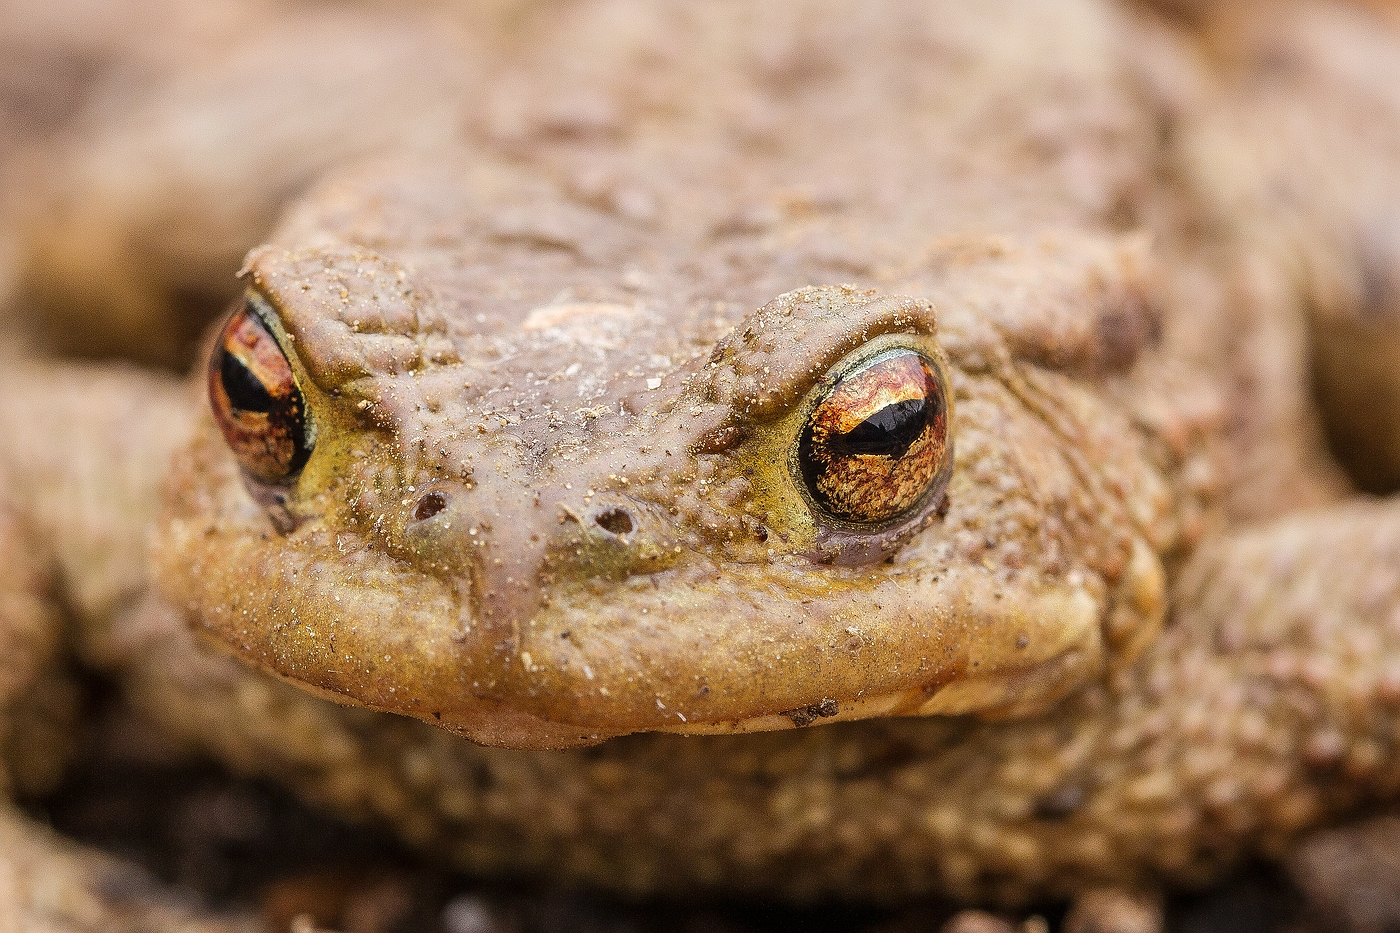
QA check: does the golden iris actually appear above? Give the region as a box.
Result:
[208,292,313,483]
[798,349,949,524]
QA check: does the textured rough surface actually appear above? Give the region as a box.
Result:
[2,0,1400,927]
[140,0,1400,905]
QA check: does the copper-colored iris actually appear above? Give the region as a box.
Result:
[798,349,949,524]
[208,294,312,483]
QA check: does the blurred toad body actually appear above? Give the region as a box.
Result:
[4,0,1400,929]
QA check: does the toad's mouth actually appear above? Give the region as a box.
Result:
[159,420,1115,749]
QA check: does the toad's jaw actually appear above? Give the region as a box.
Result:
[161,425,1116,749]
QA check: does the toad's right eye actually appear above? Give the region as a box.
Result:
[208,293,313,483]
[797,347,950,526]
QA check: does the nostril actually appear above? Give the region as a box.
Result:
[594,507,634,536]
[414,491,449,521]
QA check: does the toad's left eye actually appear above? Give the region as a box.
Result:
[208,294,314,483]
[797,348,951,525]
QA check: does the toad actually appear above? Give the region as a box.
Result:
[3,0,1400,930]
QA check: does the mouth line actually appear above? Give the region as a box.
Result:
[655,647,1095,736]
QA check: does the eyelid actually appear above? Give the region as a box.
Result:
[700,287,937,424]
[241,288,319,454]
[700,325,954,566]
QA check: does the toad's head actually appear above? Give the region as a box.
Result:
[159,164,1206,749]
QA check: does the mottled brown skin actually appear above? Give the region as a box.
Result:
[151,0,1201,752]
[139,0,1400,903]
[1175,0,1400,495]
[4,0,1400,925]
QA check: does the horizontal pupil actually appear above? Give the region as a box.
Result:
[220,349,277,413]
[832,397,929,459]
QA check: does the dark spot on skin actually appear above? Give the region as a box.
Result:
[413,491,449,521]
[1035,784,1086,820]
[594,508,634,536]
[784,697,840,727]
[1095,297,1160,371]
[935,490,951,519]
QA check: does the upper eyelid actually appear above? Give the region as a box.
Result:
[696,288,938,425]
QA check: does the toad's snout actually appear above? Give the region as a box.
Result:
[543,495,684,581]
[400,481,484,575]
[400,482,682,595]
